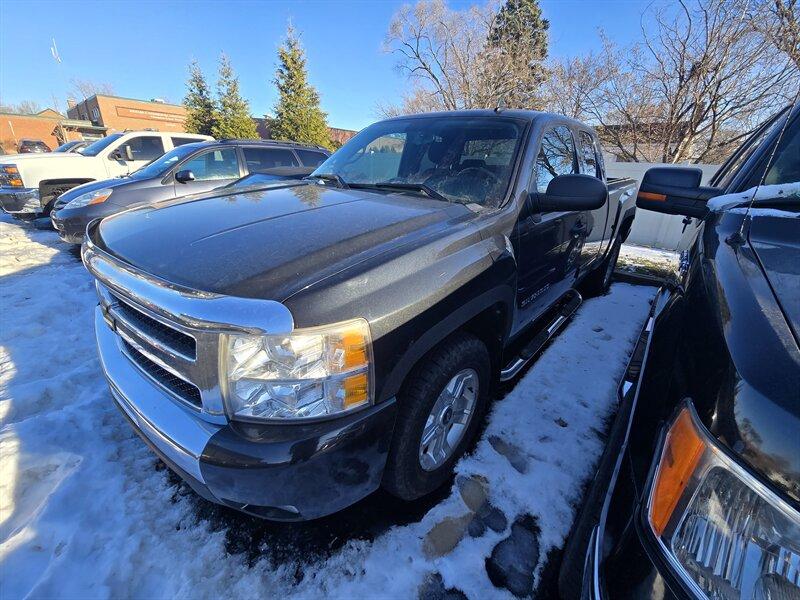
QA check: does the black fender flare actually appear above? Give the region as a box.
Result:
[378,280,516,403]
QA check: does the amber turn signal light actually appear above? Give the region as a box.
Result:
[649,407,705,536]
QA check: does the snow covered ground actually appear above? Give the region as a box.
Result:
[0,215,655,599]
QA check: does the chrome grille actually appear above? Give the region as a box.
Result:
[96,281,226,418]
[121,340,202,407]
[110,291,197,359]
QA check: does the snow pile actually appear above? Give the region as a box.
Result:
[706,181,800,211]
[0,215,654,598]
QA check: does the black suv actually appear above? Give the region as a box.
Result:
[51,140,329,243]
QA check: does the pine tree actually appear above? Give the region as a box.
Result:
[271,26,331,148]
[213,53,259,140]
[489,0,550,108]
[183,60,219,136]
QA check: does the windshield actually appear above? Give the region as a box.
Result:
[79,133,124,157]
[54,142,78,153]
[311,116,526,207]
[128,143,205,179]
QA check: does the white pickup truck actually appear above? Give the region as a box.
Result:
[0,130,212,217]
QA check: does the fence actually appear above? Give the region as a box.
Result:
[605,161,720,250]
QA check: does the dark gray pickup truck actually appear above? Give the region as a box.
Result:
[82,110,637,520]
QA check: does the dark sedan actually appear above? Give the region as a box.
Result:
[51,140,329,244]
[559,103,800,599]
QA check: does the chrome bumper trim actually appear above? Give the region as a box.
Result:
[0,188,40,214]
[96,309,218,483]
[82,235,294,335]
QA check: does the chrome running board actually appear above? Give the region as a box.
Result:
[500,290,583,382]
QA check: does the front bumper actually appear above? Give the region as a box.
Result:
[51,209,89,244]
[0,187,40,215]
[95,308,397,520]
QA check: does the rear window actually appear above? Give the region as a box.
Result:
[295,149,328,167]
[171,137,203,147]
[243,147,299,170]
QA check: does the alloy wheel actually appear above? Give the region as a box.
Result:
[418,368,479,471]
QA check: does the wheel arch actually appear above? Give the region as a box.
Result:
[378,286,514,404]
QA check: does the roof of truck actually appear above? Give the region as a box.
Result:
[382,108,591,129]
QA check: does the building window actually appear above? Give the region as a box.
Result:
[91,107,100,122]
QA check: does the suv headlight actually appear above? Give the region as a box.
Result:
[66,188,113,209]
[647,403,800,600]
[222,318,373,421]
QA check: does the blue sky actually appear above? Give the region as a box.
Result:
[1,0,649,131]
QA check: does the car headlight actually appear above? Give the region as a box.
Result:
[647,403,800,599]
[222,318,373,421]
[1,164,23,187]
[66,188,113,208]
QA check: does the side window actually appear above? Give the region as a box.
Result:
[577,131,599,178]
[535,126,577,193]
[171,137,201,147]
[295,149,328,167]
[242,148,299,171]
[756,115,800,186]
[121,136,164,161]
[180,148,240,181]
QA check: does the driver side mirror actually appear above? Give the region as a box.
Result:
[637,167,721,219]
[109,149,123,161]
[537,174,607,212]
[175,169,196,184]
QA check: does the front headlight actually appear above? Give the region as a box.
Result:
[223,318,373,421]
[66,188,113,209]
[647,403,800,599]
[1,164,23,187]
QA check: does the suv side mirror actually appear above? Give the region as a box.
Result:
[175,169,196,184]
[637,167,721,219]
[538,174,607,212]
[109,149,123,161]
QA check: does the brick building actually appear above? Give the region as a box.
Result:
[67,94,188,133]
[0,109,106,153]
[254,117,357,148]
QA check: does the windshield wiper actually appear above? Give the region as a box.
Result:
[351,182,450,202]
[306,172,349,189]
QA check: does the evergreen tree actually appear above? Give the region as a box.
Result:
[183,60,219,136]
[213,53,259,139]
[489,0,550,108]
[271,26,331,148]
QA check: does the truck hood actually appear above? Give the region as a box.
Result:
[93,182,473,302]
[3,152,88,164]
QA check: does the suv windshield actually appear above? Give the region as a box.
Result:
[311,116,526,207]
[80,133,124,157]
[128,143,206,180]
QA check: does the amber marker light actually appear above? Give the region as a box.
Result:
[649,407,705,536]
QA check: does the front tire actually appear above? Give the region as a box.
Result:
[382,332,490,500]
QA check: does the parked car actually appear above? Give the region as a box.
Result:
[559,103,800,599]
[53,140,91,154]
[82,110,637,521]
[17,139,51,153]
[0,130,212,218]
[51,141,328,244]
